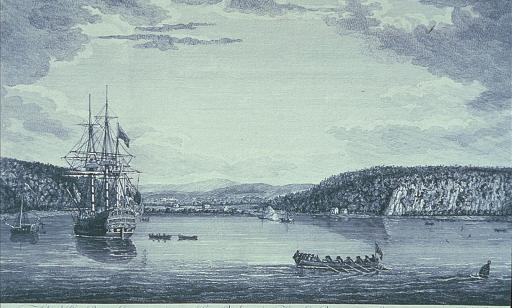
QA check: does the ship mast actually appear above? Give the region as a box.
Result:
[86,94,94,154]
[103,85,110,210]
[87,94,96,212]
[19,197,23,227]
[115,122,121,208]
[64,87,142,216]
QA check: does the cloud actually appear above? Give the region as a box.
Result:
[328,120,512,166]
[325,0,512,111]
[226,0,335,16]
[172,0,223,5]
[1,95,71,140]
[86,0,167,26]
[99,34,242,50]
[0,0,167,88]
[135,22,214,32]
[0,0,167,139]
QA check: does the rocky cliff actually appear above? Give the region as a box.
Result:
[269,166,512,216]
[0,157,76,213]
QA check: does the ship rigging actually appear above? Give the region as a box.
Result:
[64,86,142,238]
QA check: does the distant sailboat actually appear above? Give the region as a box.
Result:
[280,210,294,223]
[258,206,280,221]
[8,197,40,235]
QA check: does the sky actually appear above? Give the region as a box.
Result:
[1,0,511,185]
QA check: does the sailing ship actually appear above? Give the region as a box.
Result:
[64,87,142,239]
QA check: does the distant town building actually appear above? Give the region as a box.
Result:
[330,207,339,215]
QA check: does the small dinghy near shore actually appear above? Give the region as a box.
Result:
[148,233,171,240]
[178,234,198,240]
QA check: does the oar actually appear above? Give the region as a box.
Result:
[325,264,341,273]
[326,263,348,273]
[351,262,374,273]
[342,263,366,274]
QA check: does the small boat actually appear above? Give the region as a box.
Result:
[293,250,389,274]
[294,243,387,274]
[280,211,294,223]
[8,198,40,235]
[139,216,150,222]
[148,233,172,240]
[494,228,507,232]
[178,234,198,241]
[425,221,435,226]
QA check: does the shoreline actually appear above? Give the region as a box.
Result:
[1,209,510,223]
[0,210,72,222]
[145,211,512,222]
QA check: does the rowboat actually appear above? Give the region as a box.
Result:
[178,234,198,240]
[148,233,171,240]
[293,246,389,274]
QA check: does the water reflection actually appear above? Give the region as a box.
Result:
[305,216,391,243]
[10,232,39,244]
[75,236,137,263]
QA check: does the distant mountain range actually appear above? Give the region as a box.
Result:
[0,157,313,212]
[142,182,314,205]
[140,178,239,193]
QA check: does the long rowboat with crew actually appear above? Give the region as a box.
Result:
[293,243,389,274]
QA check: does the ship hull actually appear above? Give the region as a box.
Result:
[74,211,109,237]
[10,224,36,235]
[105,229,134,239]
[74,210,136,239]
[106,208,136,239]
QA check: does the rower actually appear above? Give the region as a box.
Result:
[364,255,370,264]
[370,254,377,262]
[345,256,353,264]
[355,256,363,265]
[478,260,491,278]
[336,256,343,263]
[324,255,333,262]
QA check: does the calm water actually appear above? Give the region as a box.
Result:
[0,214,510,304]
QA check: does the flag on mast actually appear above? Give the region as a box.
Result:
[118,125,130,147]
[375,242,383,260]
